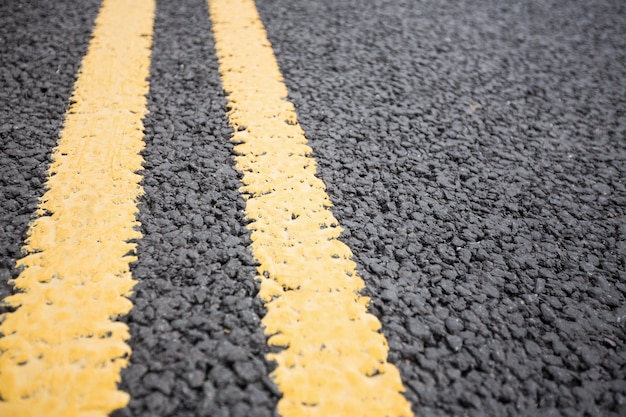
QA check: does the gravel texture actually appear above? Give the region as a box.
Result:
[0,0,101,308]
[112,0,279,416]
[256,0,626,416]
[1,0,625,416]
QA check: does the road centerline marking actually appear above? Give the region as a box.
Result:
[0,0,155,415]
[208,0,413,415]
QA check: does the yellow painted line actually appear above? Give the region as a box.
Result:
[0,0,154,416]
[208,1,413,415]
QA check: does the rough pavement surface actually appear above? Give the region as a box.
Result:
[0,1,101,305]
[113,1,279,416]
[256,0,626,416]
[1,0,625,417]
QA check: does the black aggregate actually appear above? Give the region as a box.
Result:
[1,0,625,416]
[113,0,279,416]
[0,0,101,309]
[256,0,626,416]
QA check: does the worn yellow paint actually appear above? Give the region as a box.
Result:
[0,0,154,416]
[208,0,413,415]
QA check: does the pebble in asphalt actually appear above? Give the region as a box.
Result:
[0,0,625,416]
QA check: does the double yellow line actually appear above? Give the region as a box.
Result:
[0,1,412,416]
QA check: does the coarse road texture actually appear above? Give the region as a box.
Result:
[0,0,154,415]
[0,0,625,417]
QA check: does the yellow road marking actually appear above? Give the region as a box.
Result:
[208,1,413,415]
[0,0,154,415]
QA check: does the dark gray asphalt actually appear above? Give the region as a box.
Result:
[1,0,625,416]
[0,0,101,302]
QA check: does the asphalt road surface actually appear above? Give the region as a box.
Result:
[1,0,625,416]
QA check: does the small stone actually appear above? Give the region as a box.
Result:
[407,319,431,339]
[186,370,205,388]
[592,182,611,195]
[368,261,385,274]
[123,363,148,386]
[535,278,546,293]
[192,213,204,227]
[459,392,482,408]
[579,346,601,367]
[418,357,438,372]
[484,285,500,298]
[541,303,557,323]
[445,317,464,334]
[500,384,516,403]
[143,371,175,395]
[145,392,168,413]
[446,335,463,352]
[524,340,542,357]
[380,288,398,302]
[234,360,262,383]
[545,365,574,384]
